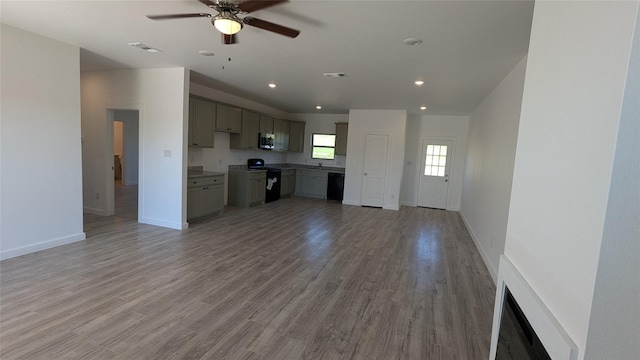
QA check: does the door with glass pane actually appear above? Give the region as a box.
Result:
[418,139,452,209]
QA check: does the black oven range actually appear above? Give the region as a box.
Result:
[247,158,281,203]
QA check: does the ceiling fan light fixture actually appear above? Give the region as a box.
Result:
[213,12,242,35]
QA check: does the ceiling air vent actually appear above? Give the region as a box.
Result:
[128,42,162,53]
[323,72,346,78]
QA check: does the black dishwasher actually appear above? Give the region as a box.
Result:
[327,172,345,201]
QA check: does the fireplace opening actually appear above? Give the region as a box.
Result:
[496,287,552,360]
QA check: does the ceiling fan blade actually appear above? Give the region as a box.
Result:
[147,13,211,20]
[198,0,218,8]
[243,16,300,38]
[238,0,287,13]
[222,33,238,45]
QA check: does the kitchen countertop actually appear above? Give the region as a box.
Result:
[188,167,225,178]
[228,164,345,173]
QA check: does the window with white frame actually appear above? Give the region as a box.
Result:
[312,133,336,160]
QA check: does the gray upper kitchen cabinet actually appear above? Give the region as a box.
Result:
[215,104,242,133]
[230,110,260,149]
[335,122,348,155]
[273,118,290,152]
[189,97,216,148]
[259,115,274,135]
[288,121,305,153]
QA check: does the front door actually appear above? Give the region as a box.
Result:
[361,134,389,207]
[417,139,452,209]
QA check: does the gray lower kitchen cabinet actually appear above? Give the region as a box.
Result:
[229,171,266,207]
[295,169,328,199]
[230,110,260,149]
[281,169,296,197]
[187,175,224,221]
[215,103,242,133]
[288,121,305,152]
[189,97,216,148]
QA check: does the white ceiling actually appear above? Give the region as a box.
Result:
[1,0,534,115]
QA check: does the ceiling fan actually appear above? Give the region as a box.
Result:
[146,0,300,44]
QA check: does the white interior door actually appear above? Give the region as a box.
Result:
[361,134,389,207]
[418,139,452,209]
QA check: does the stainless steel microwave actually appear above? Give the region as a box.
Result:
[259,133,275,150]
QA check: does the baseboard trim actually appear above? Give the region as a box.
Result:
[0,232,86,261]
[459,210,498,283]
[341,200,360,206]
[83,207,105,215]
[140,217,186,230]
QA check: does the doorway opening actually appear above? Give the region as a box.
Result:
[111,109,139,220]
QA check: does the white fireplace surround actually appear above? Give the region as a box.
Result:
[489,255,578,359]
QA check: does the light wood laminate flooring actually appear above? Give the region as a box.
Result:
[1,190,496,359]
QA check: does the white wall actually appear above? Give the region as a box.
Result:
[114,121,123,156]
[503,1,639,354]
[584,5,640,358]
[401,114,469,211]
[343,110,406,210]
[81,68,189,229]
[0,25,85,259]
[287,113,349,167]
[459,56,527,280]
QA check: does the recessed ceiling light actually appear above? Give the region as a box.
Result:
[316,106,322,110]
[403,38,423,46]
[128,42,162,53]
[414,80,424,86]
[420,106,427,110]
[198,50,215,56]
[268,83,277,88]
